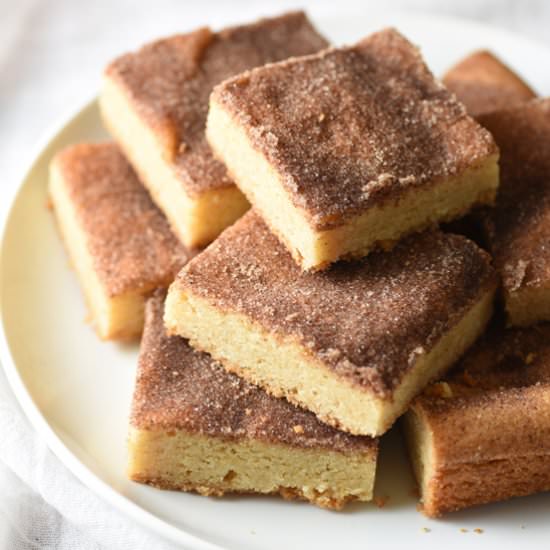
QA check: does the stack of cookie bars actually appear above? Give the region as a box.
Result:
[48,11,550,516]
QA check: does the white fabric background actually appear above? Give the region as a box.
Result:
[1,1,549,548]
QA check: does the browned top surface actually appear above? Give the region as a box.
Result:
[211,28,497,229]
[443,50,536,118]
[131,291,376,454]
[53,143,192,297]
[175,211,496,398]
[412,322,550,465]
[106,11,327,196]
[478,99,550,296]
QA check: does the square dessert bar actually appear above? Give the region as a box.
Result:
[443,50,536,118]
[129,292,377,509]
[478,99,550,326]
[49,143,191,340]
[404,321,550,517]
[101,11,328,248]
[165,211,497,437]
[207,28,499,270]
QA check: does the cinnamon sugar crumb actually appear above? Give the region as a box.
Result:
[399,175,416,185]
[408,346,425,366]
[426,381,453,398]
[474,528,484,534]
[374,495,389,508]
[361,173,394,200]
[322,348,342,361]
[421,527,431,533]
[461,370,476,387]
[504,260,528,291]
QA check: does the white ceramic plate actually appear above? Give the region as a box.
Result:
[2,10,550,550]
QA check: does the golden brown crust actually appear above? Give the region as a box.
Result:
[211,28,497,230]
[421,453,550,517]
[174,211,496,398]
[131,290,376,454]
[410,322,550,516]
[52,143,192,297]
[443,50,536,118]
[105,11,328,197]
[478,99,550,305]
[130,472,357,510]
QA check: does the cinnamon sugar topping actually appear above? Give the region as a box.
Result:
[131,291,376,454]
[53,143,191,296]
[176,211,496,397]
[478,99,550,296]
[106,12,328,196]
[212,28,497,229]
[443,50,536,118]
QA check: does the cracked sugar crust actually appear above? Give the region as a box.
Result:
[175,211,496,397]
[53,143,192,297]
[105,11,328,196]
[478,99,550,295]
[131,290,376,454]
[211,28,497,229]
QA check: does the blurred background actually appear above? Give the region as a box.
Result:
[1,0,549,548]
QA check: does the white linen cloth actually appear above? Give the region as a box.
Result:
[1,0,549,548]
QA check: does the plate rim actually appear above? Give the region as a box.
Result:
[1,11,550,550]
[0,96,224,550]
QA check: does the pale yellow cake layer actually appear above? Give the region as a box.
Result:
[401,407,435,509]
[207,97,499,270]
[101,76,249,249]
[165,283,495,436]
[128,427,376,509]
